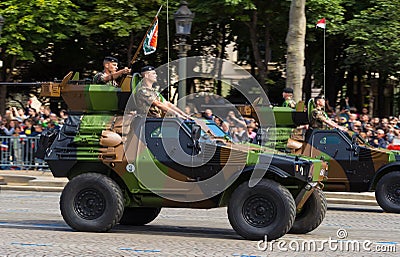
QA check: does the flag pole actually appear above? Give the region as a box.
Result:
[167,0,170,100]
[323,25,326,101]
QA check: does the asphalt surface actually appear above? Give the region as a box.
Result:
[0,170,379,207]
[0,190,398,256]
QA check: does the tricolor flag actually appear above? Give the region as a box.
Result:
[316,18,326,29]
[143,18,159,55]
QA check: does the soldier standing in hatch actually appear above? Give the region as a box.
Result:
[93,56,131,87]
[282,87,296,109]
[135,66,189,119]
[310,96,347,131]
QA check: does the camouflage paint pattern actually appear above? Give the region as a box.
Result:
[40,78,327,209]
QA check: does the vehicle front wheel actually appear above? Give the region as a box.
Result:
[227,179,296,241]
[289,188,327,234]
[60,173,124,232]
[375,171,400,213]
[119,207,161,225]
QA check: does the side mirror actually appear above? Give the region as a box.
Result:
[191,124,201,141]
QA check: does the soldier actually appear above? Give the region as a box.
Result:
[93,56,131,87]
[135,66,189,119]
[310,96,347,131]
[282,87,296,109]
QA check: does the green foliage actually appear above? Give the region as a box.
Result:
[0,0,85,60]
[344,0,400,74]
[85,0,161,37]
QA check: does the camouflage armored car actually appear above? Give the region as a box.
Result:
[245,99,400,213]
[37,73,328,240]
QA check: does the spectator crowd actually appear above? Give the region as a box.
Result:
[194,99,400,149]
[2,97,400,150]
[0,103,68,138]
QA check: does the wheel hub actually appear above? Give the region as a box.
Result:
[387,183,400,203]
[243,196,276,228]
[74,189,106,220]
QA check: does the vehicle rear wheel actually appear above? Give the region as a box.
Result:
[289,188,327,234]
[227,179,296,241]
[119,207,161,225]
[375,171,400,213]
[60,173,124,232]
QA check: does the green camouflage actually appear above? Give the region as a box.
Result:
[237,99,400,213]
[37,73,329,239]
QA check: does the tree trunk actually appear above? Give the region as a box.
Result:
[303,46,312,101]
[0,55,17,115]
[286,0,306,102]
[246,10,267,92]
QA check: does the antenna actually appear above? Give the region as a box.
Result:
[167,0,170,100]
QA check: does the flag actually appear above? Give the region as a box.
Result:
[316,18,326,29]
[143,18,159,55]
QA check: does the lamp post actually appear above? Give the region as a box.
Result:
[0,15,4,36]
[0,14,4,68]
[174,1,194,109]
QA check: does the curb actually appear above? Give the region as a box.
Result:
[0,185,63,192]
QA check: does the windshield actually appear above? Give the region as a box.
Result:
[186,118,232,140]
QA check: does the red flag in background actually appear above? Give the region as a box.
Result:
[316,18,326,29]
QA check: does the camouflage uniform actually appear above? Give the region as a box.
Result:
[310,107,329,129]
[283,98,296,109]
[93,71,119,87]
[134,84,166,118]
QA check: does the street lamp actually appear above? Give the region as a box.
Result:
[174,1,194,109]
[0,14,4,37]
[0,14,4,68]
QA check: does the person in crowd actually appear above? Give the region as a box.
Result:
[370,129,388,148]
[226,111,246,127]
[247,123,257,143]
[232,123,249,143]
[93,56,131,87]
[221,121,231,136]
[202,109,214,120]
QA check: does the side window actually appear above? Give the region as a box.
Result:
[315,133,350,159]
[319,136,341,145]
[150,125,179,139]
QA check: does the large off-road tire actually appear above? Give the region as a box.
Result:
[119,207,161,225]
[375,171,400,213]
[289,188,327,234]
[227,179,296,241]
[60,173,124,232]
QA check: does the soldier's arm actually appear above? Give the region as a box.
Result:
[102,68,131,82]
[153,100,189,119]
[164,101,191,119]
[321,116,347,131]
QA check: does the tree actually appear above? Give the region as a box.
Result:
[286,0,306,102]
[0,0,85,114]
[344,0,400,115]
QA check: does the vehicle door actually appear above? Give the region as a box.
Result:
[311,131,361,191]
[135,118,195,192]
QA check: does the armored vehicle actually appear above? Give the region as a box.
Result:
[37,73,328,240]
[245,99,400,213]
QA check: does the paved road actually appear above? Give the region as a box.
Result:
[0,190,398,256]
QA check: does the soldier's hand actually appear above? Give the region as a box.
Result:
[122,67,131,75]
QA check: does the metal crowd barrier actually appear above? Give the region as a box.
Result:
[0,135,49,170]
